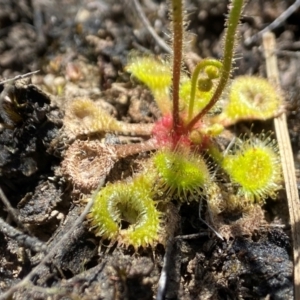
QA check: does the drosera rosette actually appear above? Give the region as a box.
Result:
[221,132,283,208]
[88,174,162,249]
[72,0,285,251]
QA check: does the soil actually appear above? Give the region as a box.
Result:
[0,0,300,299]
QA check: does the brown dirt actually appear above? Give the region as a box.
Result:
[0,0,299,299]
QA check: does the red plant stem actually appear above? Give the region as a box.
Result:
[171,0,183,132]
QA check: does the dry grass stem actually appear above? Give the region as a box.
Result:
[263,31,300,298]
[245,0,300,45]
[132,0,171,53]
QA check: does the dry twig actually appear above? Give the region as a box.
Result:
[0,186,29,232]
[0,70,39,85]
[245,0,300,45]
[132,0,171,53]
[0,189,98,300]
[263,31,300,299]
[0,216,46,253]
[156,238,174,300]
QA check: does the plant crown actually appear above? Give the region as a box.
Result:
[76,0,283,248]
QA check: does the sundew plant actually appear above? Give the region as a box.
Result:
[62,0,283,248]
